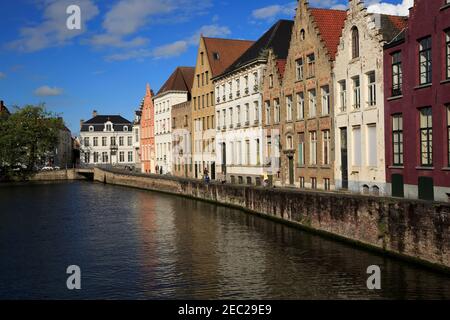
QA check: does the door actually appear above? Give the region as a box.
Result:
[211,162,216,180]
[288,156,294,185]
[418,176,434,201]
[340,128,348,189]
[391,174,404,198]
[221,143,227,177]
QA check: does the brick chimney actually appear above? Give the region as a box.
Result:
[80,119,84,129]
[0,100,4,109]
[92,110,98,118]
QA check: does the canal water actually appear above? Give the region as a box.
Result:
[0,181,449,300]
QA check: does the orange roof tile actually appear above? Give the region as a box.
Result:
[309,8,347,60]
[203,37,254,78]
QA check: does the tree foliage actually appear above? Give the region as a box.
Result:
[0,104,64,179]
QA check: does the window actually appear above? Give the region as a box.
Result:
[200,52,204,65]
[93,137,98,147]
[392,52,402,96]
[245,140,250,165]
[111,137,116,146]
[89,126,94,132]
[237,106,241,126]
[229,108,233,127]
[286,95,293,121]
[256,139,260,165]
[339,80,347,112]
[447,105,450,166]
[367,72,376,106]
[265,101,271,125]
[322,130,330,165]
[308,89,316,117]
[392,114,404,165]
[297,92,304,120]
[446,30,450,79]
[300,29,305,40]
[102,137,107,146]
[128,152,133,162]
[307,53,315,77]
[206,71,209,84]
[102,152,108,163]
[324,178,331,191]
[419,37,432,85]
[245,104,250,124]
[93,152,99,163]
[321,86,330,115]
[353,76,361,109]
[310,131,317,165]
[105,124,112,131]
[128,136,132,146]
[83,137,89,147]
[254,101,259,124]
[367,124,377,167]
[124,126,128,132]
[269,74,274,88]
[296,58,304,80]
[286,135,293,150]
[298,133,305,166]
[300,177,305,188]
[420,107,433,166]
[274,99,280,123]
[311,177,317,189]
[352,26,359,59]
[84,152,90,164]
[119,151,125,163]
[119,136,124,146]
[353,126,361,166]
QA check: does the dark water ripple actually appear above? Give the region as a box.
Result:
[0,181,449,300]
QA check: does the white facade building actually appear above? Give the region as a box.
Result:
[79,112,134,167]
[213,20,293,185]
[154,67,194,175]
[333,0,406,195]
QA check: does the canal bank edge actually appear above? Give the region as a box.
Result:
[93,168,450,273]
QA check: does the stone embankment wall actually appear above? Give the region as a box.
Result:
[31,169,87,181]
[94,168,450,271]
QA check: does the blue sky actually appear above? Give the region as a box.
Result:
[0,0,406,134]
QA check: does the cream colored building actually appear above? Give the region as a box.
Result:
[191,37,253,179]
[333,0,406,195]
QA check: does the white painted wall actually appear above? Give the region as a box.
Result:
[154,91,188,174]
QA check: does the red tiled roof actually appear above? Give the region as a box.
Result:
[203,37,254,78]
[157,66,195,96]
[386,14,408,31]
[309,8,347,60]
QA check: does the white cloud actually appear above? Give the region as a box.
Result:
[0,72,6,79]
[7,0,99,52]
[34,86,63,97]
[107,23,231,61]
[367,0,413,16]
[252,3,296,21]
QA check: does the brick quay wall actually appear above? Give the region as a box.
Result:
[94,168,450,271]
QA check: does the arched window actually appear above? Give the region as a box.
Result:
[351,26,359,59]
[300,29,305,40]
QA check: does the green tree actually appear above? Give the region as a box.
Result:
[0,104,64,179]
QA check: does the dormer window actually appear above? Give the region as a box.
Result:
[105,122,113,132]
[124,126,128,132]
[89,126,94,132]
[213,52,220,60]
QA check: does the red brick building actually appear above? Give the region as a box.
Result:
[384,0,450,202]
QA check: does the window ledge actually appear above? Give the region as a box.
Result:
[416,166,434,170]
[388,95,403,101]
[440,79,450,85]
[414,83,432,90]
[440,3,450,11]
[389,165,404,169]
[442,167,450,171]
